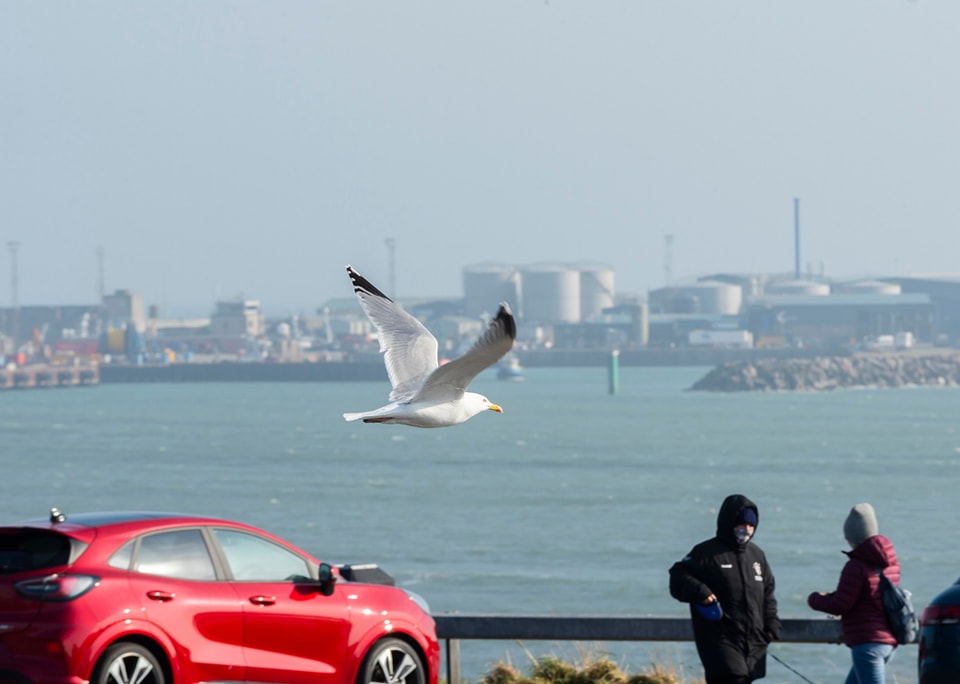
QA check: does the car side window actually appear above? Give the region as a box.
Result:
[133,529,217,581]
[212,528,310,581]
[107,540,134,570]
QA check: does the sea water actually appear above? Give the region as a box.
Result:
[3,366,958,684]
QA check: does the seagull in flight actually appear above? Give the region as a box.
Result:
[344,265,516,428]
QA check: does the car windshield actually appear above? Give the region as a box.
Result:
[0,530,75,575]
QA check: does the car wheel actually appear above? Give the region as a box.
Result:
[358,638,425,684]
[94,643,165,684]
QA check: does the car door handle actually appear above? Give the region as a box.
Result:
[146,591,176,602]
[248,595,276,606]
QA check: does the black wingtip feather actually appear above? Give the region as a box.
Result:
[496,302,517,340]
[346,265,393,302]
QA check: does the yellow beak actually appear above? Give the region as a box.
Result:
[488,403,503,413]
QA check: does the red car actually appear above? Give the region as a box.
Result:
[0,509,439,684]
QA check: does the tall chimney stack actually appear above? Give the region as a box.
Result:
[794,197,800,279]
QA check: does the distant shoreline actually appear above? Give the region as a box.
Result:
[92,346,868,383]
[98,360,389,383]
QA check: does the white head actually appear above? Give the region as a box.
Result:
[464,392,503,418]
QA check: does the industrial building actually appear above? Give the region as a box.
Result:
[103,289,146,332]
[647,275,940,350]
[0,304,102,359]
[5,264,960,365]
[744,290,935,348]
[416,270,954,351]
[882,276,960,344]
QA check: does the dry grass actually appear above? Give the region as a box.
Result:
[473,643,705,684]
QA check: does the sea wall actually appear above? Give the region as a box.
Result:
[516,345,852,368]
[689,352,960,392]
[99,361,388,383]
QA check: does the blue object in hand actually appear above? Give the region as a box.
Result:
[695,599,723,621]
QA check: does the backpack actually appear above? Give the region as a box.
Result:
[875,568,919,645]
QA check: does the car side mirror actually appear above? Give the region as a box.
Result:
[318,562,336,596]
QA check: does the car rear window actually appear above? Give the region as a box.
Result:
[0,530,77,574]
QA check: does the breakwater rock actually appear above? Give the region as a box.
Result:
[689,352,960,392]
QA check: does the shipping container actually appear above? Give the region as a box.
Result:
[895,331,914,349]
[106,328,126,353]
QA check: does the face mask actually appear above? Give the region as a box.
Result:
[734,525,753,544]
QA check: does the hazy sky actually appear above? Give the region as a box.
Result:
[2,2,957,317]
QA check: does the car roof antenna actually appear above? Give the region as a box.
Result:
[50,508,66,523]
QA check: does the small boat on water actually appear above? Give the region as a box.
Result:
[496,355,525,381]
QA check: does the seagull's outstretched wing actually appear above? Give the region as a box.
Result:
[415,303,516,402]
[347,265,439,402]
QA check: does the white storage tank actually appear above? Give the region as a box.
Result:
[833,280,902,296]
[463,264,520,318]
[578,263,615,320]
[671,281,743,315]
[521,264,581,323]
[765,279,831,296]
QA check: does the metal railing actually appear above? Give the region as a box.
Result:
[433,615,844,684]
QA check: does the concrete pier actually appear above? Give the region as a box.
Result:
[0,364,99,390]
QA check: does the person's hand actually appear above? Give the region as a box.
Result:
[701,594,717,605]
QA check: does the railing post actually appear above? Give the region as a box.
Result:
[445,637,461,684]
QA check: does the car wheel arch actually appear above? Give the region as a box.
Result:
[355,635,428,684]
[77,620,177,680]
[90,636,174,684]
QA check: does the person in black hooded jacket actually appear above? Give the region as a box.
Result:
[669,494,781,684]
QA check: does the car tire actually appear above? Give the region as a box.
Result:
[358,638,425,684]
[93,643,166,684]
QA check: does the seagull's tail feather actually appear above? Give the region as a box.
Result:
[343,403,401,423]
[343,411,394,424]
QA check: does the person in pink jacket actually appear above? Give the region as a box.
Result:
[808,503,900,684]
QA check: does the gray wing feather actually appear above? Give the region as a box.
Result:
[415,302,516,402]
[347,265,438,403]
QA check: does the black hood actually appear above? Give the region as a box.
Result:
[716,493,759,547]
